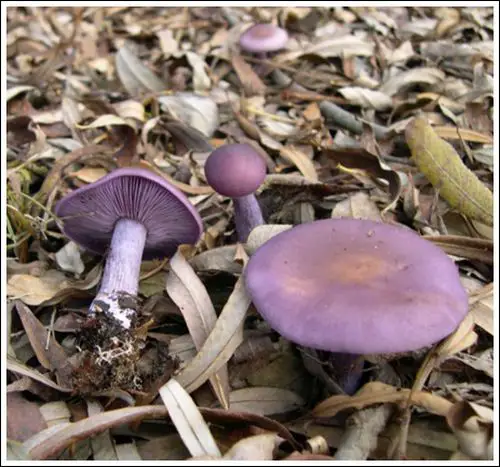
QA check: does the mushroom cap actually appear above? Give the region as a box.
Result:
[244,218,469,355]
[239,23,289,53]
[55,167,203,260]
[205,143,267,198]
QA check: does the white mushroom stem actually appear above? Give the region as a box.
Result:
[233,194,264,243]
[90,218,147,329]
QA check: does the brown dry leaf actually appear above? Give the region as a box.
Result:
[321,146,402,215]
[279,145,318,182]
[222,433,281,460]
[55,241,85,276]
[7,270,72,306]
[158,92,219,138]
[175,276,251,394]
[227,387,305,416]
[245,224,293,255]
[115,43,166,95]
[468,283,493,335]
[24,405,169,460]
[86,400,118,460]
[337,87,393,111]
[70,167,108,183]
[379,68,445,97]
[165,247,230,409]
[312,381,453,418]
[446,401,493,460]
[278,35,374,62]
[14,301,72,386]
[7,393,47,443]
[405,115,493,226]
[189,246,242,275]
[7,357,72,393]
[331,191,382,221]
[159,378,221,458]
[422,235,493,265]
[231,53,267,96]
[433,126,493,144]
[114,442,142,461]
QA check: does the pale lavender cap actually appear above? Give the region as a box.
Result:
[245,218,469,354]
[205,143,266,198]
[55,167,203,260]
[239,24,289,53]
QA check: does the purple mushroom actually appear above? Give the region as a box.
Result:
[239,23,289,75]
[55,167,203,328]
[205,143,267,243]
[244,218,469,394]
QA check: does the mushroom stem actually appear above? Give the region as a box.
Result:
[91,218,147,329]
[233,194,264,243]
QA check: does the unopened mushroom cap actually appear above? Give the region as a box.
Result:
[239,23,289,53]
[55,167,203,260]
[244,219,469,354]
[205,143,267,198]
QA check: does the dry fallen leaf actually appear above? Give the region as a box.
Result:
[165,248,230,409]
[405,115,494,226]
[159,378,221,458]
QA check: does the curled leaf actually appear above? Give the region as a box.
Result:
[405,116,493,226]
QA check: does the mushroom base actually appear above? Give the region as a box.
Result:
[71,303,177,395]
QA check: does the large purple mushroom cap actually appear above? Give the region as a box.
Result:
[55,167,203,260]
[239,23,289,54]
[244,219,469,355]
[205,143,267,198]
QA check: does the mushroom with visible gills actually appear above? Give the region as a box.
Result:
[55,167,203,329]
[244,218,469,394]
[205,143,267,242]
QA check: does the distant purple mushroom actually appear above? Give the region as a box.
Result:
[55,167,203,329]
[239,23,289,75]
[244,218,469,394]
[205,143,267,243]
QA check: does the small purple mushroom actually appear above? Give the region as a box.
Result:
[244,218,469,394]
[239,23,289,75]
[55,167,202,328]
[239,23,289,54]
[205,143,267,242]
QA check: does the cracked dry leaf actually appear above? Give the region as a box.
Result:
[405,115,493,226]
[165,248,230,409]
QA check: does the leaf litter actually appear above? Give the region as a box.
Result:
[4,5,495,461]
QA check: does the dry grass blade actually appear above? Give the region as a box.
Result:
[159,378,221,458]
[405,115,493,226]
[165,247,230,409]
[175,276,251,394]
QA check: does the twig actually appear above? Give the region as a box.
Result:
[319,101,390,140]
[334,404,394,460]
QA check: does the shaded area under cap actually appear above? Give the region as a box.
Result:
[244,218,469,355]
[55,167,203,260]
[239,24,289,53]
